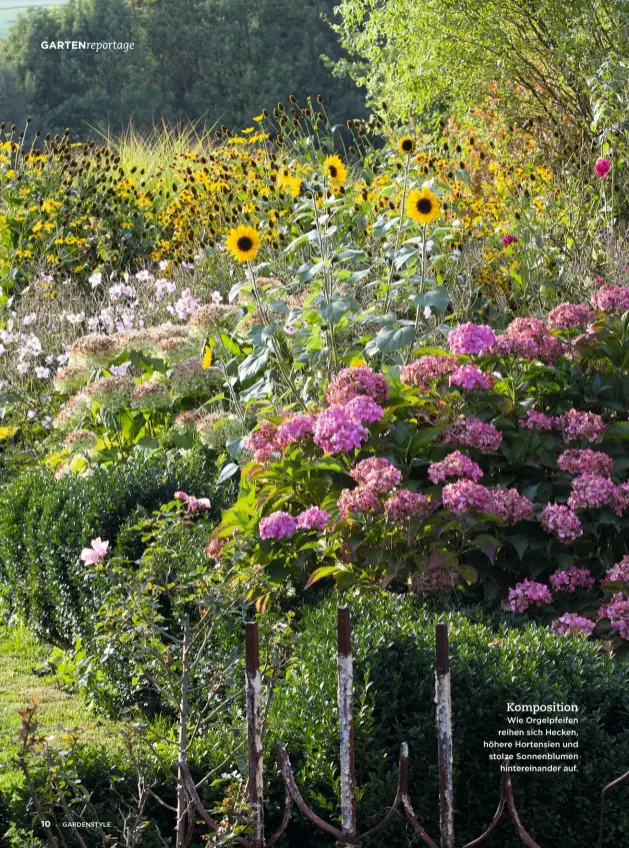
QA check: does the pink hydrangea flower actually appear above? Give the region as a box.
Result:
[384,489,431,523]
[502,234,518,247]
[205,538,227,560]
[489,489,534,524]
[503,579,552,613]
[349,457,402,493]
[174,491,189,502]
[591,285,629,313]
[259,511,297,540]
[401,355,459,388]
[313,405,369,455]
[552,614,596,637]
[599,594,629,640]
[492,317,566,363]
[557,449,614,477]
[547,302,593,329]
[428,451,483,484]
[557,409,607,444]
[550,566,595,593]
[296,507,331,531]
[337,486,381,519]
[541,504,583,543]
[442,479,493,515]
[568,473,617,510]
[520,410,557,432]
[449,364,495,391]
[345,395,385,424]
[245,420,280,462]
[443,417,503,453]
[187,496,211,513]
[325,366,389,406]
[80,537,109,564]
[604,556,629,584]
[448,322,496,355]
[594,157,611,178]
[275,413,316,448]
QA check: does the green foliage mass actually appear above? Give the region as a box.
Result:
[265,592,629,848]
[0,448,230,646]
[0,0,365,135]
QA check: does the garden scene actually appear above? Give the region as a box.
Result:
[1,0,629,845]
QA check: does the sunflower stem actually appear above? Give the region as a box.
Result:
[405,222,428,365]
[312,188,340,376]
[383,153,412,315]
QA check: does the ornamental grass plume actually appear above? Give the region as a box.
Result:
[85,375,135,411]
[68,334,118,368]
[131,380,171,411]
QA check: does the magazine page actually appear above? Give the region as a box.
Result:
[0,1,628,846]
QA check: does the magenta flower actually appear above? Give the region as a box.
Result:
[314,405,369,455]
[443,417,502,453]
[259,511,297,540]
[448,322,496,355]
[350,457,402,493]
[449,364,495,391]
[384,489,431,523]
[489,489,534,524]
[604,556,629,584]
[550,566,595,593]
[557,410,607,444]
[275,413,316,448]
[187,496,211,513]
[594,157,611,178]
[520,410,557,432]
[591,284,629,313]
[401,355,459,388]
[599,594,629,640]
[80,537,109,565]
[502,234,518,247]
[503,579,552,613]
[428,451,483,484]
[541,504,583,543]
[337,486,381,519]
[345,395,385,424]
[245,420,280,463]
[174,491,189,501]
[442,479,493,515]
[557,449,614,478]
[325,366,389,406]
[568,473,617,511]
[296,507,331,531]
[552,614,596,637]
[547,302,593,329]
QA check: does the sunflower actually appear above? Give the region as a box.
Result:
[324,155,347,188]
[226,225,261,262]
[405,187,440,224]
[397,136,415,155]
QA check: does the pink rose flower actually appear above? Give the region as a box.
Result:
[594,157,611,178]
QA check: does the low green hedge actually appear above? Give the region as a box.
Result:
[0,449,232,646]
[264,593,629,848]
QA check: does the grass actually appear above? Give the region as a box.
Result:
[0,0,65,39]
[0,626,121,798]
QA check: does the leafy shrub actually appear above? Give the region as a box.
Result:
[265,592,629,848]
[0,448,232,645]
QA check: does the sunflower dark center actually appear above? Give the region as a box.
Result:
[416,198,433,214]
[328,165,338,178]
[237,236,253,251]
[401,139,413,151]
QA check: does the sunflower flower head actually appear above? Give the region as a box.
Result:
[324,155,347,189]
[397,136,415,155]
[226,225,261,262]
[405,186,440,224]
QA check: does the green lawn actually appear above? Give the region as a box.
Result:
[0,0,66,39]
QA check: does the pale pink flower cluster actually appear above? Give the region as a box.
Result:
[337,486,382,519]
[547,302,593,329]
[557,409,607,443]
[567,473,619,512]
[552,614,596,637]
[80,537,109,565]
[489,489,534,524]
[314,405,369,455]
[604,556,629,584]
[428,451,483,484]
[345,395,385,424]
[503,579,552,613]
[349,458,402,494]
[259,511,298,540]
[174,491,211,512]
[275,414,316,449]
[599,594,629,640]
[541,504,583,543]
[448,322,496,355]
[591,284,629,313]
[401,355,459,388]
[520,410,556,432]
[491,317,565,363]
[449,364,495,391]
[245,420,280,463]
[325,366,390,406]
[296,507,331,531]
[442,480,492,514]
[557,449,614,477]
[384,490,431,523]
[443,417,503,453]
[549,567,595,593]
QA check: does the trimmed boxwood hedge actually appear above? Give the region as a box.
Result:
[0,449,232,646]
[263,593,629,848]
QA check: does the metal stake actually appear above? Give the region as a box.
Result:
[246,622,264,847]
[337,607,358,847]
[435,622,455,848]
